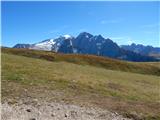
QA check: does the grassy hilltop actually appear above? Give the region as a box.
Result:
[1,48,160,120]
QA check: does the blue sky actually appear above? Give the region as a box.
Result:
[2,1,160,47]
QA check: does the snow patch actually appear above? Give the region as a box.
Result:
[86,35,89,38]
[30,39,56,51]
[63,34,72,39]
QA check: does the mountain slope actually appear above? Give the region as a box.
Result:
[121,43,160,56]
[2,51,160,120]
[13,44,32,49]
[2,47,160,76]
[13,32,158,62]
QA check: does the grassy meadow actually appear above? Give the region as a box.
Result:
[1,48,160,120]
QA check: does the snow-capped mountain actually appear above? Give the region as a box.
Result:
[73,32,121,57]
[13,32,159,62]
[30,39,56,51]
[14,35,74,52]
[32,35,74,51]
[52,35,74,53]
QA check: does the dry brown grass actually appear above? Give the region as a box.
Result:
[2,47,160,76]
[1,51,160,120]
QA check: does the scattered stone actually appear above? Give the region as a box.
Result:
[115,112,119,116]
[65,113,68,117]
[98,113,107,119]
[24,89,27,92]
[51,113,55,117]
[33,99,38,102]
[26,109,31,112]
[70,111,78,118]
[85,112,94,116]
[29,118,36,120]
[2,101,131,120]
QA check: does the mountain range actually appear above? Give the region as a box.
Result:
[121,43,160,59]
[13,32,159,62]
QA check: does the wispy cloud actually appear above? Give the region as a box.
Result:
[127,39,134,45]
[142,31,155,34]
[110,36,134,45]
[62,25,70,29]
[46,25,70,35]
[141,23,160,28]
[78,28,88,32]
[110,37,125,40]
[48,30,60,34]
[101,20,118,24]
[100,18,123,25]
[140,23,159,35]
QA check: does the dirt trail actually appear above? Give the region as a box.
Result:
[2,100,131,120]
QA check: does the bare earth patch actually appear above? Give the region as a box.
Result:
[2,100,131,120]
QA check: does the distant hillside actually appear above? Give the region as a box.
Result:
[2,47,160,76]
[13,44,31,49]
[121,43,160,58]
[13,32,158,62]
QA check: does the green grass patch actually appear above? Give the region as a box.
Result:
[1,50,160,120]
[2,47,160,76]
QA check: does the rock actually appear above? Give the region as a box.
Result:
[24,89,27,92]
[29,118,36,120]
[51,113,55,117]
[33,99,38,102]
[70,111,78,118]
[65,113,68,117]
[26,109,31,112]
